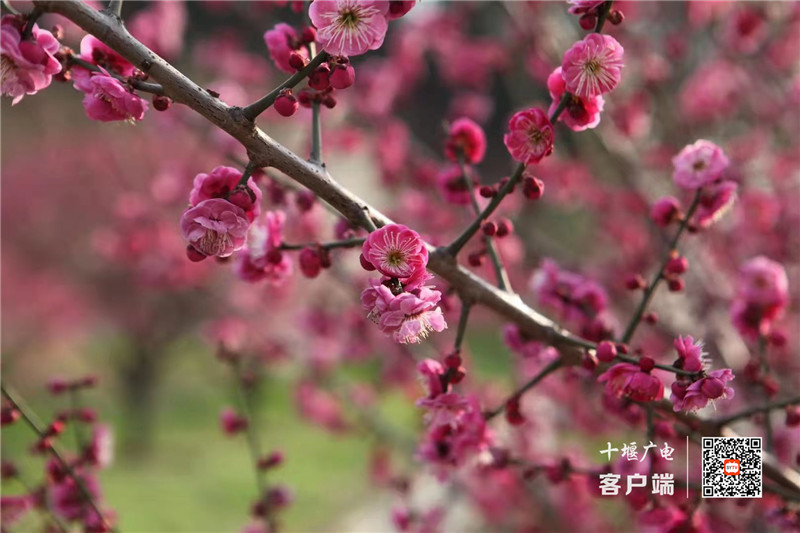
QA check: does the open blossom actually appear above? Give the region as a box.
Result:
[567,0,605,15]
[503,108,554,165]
[180,199,250,258]
[79,34,135,76]
[692,180,737,228]
[309,0,389,57]
[1,15,62,104]
[234,211,292,285]
[561,33,624,98]
[264,23,308,73]
[73,69,148,122]
[530,258,608,322]
[190,166,262,222]
[671,369,735,412]
[361,280,447,344]
[730,256,788,340]
[598,363,664,403]
[51,472,102,522]
[673,336,705,372]
[417,394,492,476]
[445,117,487,164]
[361,223,428,279]
[672,140,730,190]
[417,359,446,399]
[547,66,604,131]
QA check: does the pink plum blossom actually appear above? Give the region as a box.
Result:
[264,23,308,73]
[561,33,624,98]
[417,358,446,399]
[309,0,389,57]
[1,15,62,104]
[417,394,492,475]
[673,336,705,373]
[180,199,250,258]
[445,117,487,164]
[234,211,292,285]
[361,223,429,279]
[692,180,737,228]
[598,363,664,403]
[362,281,447,344]
[503,108,554,165]
[530,258,608,323]
[79,34,135,76]
[128,1,187,60]
[547,66,604,131]
[190,166,262,222]
[73,69,148,122]
[671,369,735,412]
[672,140,730,190]
[650,196,682,227]
[567,1,605,15]
[730,256,788,340]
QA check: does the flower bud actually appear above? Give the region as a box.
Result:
[505,398,525,426]
[467,252,484,267]
[288,51,306,71]
[308,64,331,91]
[638,356,655,372]
[482,221,497,236]
[579,13,597,30]
[667,278,685,292]
[186,245,207,262]
[785,406,800,428]
[296,190,316,212]
[274,91,299,117]
[644,312,658,325]
[265,249,284,265]
[1,406,20,426]
[596,340,617,363]
[608,9,625,25]
[495,219,513,238]
[152,95,172,111]
[522,176,544,200]
[330,64,355,90]
[258,451,285,470]
[479,185,496,198]
[665,255,689,275]
[651,196,682,227]
[300,26,317,44]
[299,247,322,278]
[625,274,646,290]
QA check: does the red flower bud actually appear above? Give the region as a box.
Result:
[274,91,299,117]
[329,64,355,90]
[596,340,617,363]
[152,95,172,111]
[482,221,497,236]
[288,51,307,71]
[299,247,322,278]
[308,64,331,91]
[479,185,496,198]
[186,245,207,262]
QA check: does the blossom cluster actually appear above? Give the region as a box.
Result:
[359,224,446,344]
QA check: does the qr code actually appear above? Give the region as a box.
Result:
[701,437,762,498]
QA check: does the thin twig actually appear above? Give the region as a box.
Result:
[68,55,164,95]
[714,395,800,427]
[457,155,512,291]
[280,237,365,251]
[106,0,122,19]
[231,362,265,496]
[620,189,703,344]
[446,92,571,257]
[485,359,563,419]
[1,383,116,533]
[242,51,329,121]
[594,1,614,33]
[310,101,323,165]
[454,300,472,353]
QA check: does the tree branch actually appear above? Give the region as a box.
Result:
[32,0,800,499]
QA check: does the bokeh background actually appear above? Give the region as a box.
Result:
[2,1,799,532]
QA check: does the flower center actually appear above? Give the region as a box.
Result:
[584,59,601,75]
[528,128,544,144]
[339,8,361,28]
[692,160,707,171]
[1,55,16,85]
[387,249,406,267]
[201,229,230,256]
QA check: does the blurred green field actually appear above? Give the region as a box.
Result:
[1,329,514,532]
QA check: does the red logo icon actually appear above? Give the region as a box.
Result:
[724,459,740,476]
